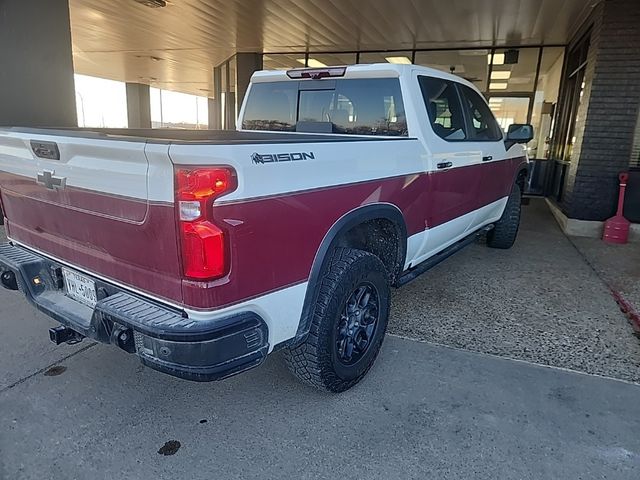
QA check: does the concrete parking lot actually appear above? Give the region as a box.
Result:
[1,200,640,479]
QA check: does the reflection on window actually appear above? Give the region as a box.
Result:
[550,32,590,163]
[529,47,565,158]
[150,88,208,129]
[419,76,467,141]
[74,74,128,128]
[242,82,297,131]
[242,79,407,136]
[458,85,502,140]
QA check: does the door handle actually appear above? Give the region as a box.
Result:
[436,161,453,169]
[482,155,493,162]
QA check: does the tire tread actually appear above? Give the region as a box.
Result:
[283,248,389,392]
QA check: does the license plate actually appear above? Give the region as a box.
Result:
[62,268,97,308]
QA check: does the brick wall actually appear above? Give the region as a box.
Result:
[561,0,640,220]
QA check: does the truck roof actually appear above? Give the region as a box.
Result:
[250,62,479,90]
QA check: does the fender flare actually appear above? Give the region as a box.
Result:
[511,156,530,188]
[292,203,407,345]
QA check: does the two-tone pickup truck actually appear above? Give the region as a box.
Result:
[0,64,532,392]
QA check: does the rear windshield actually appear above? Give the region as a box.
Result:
[242,78,408,136]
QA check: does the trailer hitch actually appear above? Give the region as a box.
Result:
[49,326,84,345]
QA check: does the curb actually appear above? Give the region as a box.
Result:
[612,290,640,337]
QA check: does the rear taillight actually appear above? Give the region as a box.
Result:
[175,167,237,280]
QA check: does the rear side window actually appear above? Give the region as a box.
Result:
[418,76,467,141]
[242,78,407,136]
[458,85,503,141]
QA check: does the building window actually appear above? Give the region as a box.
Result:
[488,48,540,93]
[74,74,128,128]
[415,50,490,92]
[487,97,530,131]
[550,32,590,163]
[211,46,565,141]
[358,51,413,65]
[305,53,356,67]
[150,88,208,129]
[529,47,565,159]
[262,54,305,70]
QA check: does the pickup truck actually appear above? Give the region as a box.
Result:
[0,64,531,392]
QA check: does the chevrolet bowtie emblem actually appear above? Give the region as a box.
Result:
[36,170,66,191]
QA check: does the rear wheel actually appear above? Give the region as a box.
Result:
[487,183,521,249]
[284,248,390,392]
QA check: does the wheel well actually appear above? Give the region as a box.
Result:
[293,205,407,345]
[335,218,404,283]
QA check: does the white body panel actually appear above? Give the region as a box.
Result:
[0,131,154,201]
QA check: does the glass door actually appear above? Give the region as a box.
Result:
[487,96,530,133]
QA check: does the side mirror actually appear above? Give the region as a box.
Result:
[506,123,534,144]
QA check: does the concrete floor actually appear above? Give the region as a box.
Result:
[1,201,640,479]
[390,199,640,383]
[571,235,640,315]
[2,337,640,480]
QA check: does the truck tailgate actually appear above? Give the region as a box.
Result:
[0,130,182,304]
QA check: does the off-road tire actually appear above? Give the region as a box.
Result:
[487,183,521,249]
[284,248,390,392]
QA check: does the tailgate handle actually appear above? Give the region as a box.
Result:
[30,140,60,160]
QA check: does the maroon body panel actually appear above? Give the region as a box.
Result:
[0,172,147,222]
[183,157,526,309]
[0,158,525,310]
[0,171,182,302]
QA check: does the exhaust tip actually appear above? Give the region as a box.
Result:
[1,270,18,290]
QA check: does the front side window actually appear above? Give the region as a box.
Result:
[458,85,503,141]
[242,78,407,136]
[418,76,467,141]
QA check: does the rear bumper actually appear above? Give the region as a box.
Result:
[0,242,269,382]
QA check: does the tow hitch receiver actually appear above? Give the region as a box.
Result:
[49,326,84,345]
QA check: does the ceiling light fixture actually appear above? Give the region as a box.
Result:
[385,56,412,64]
[490,71,511,80]
[489,53,505,65]
[489,82,508,90]
[297,58,328,68]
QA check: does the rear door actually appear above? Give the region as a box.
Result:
[0,130,182,304]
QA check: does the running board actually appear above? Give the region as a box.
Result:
[396,225,493,287]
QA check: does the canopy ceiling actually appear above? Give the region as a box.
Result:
[69,0,598,96]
